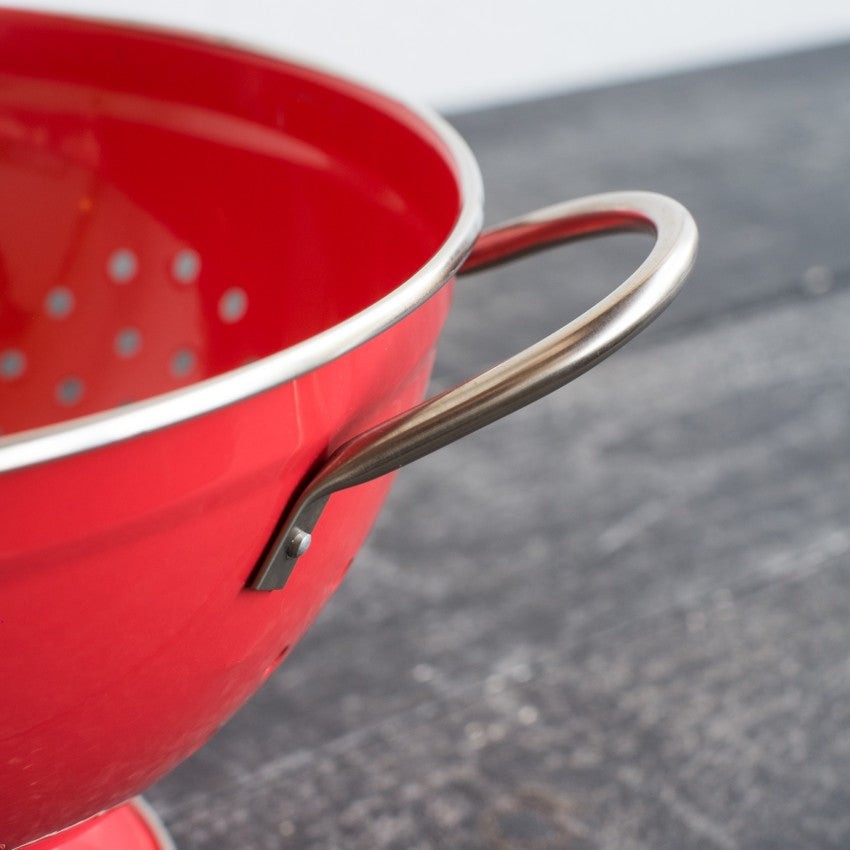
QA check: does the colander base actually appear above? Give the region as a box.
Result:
[24,799,175,850]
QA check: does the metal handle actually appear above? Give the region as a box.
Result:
[250,191,698,591]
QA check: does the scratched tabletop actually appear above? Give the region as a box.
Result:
[148,43,850,849]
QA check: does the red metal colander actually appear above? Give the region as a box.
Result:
[0,10,696,850]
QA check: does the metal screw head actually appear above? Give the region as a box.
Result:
[285,528,312,558]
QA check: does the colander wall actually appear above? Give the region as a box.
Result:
[0,10,478,847]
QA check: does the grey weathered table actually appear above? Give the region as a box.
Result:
[148,43,850,849]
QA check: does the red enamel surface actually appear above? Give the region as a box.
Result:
[0,10,462,848]
[0,10,459,433]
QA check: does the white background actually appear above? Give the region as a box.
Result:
[5,0,850,110]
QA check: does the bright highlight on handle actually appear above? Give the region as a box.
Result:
[251,191,698,591]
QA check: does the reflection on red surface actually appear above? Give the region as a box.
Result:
[0,9,459,848]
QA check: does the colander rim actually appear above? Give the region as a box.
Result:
[0,9,484,473]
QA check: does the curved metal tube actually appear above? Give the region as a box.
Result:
[250,191,698,591]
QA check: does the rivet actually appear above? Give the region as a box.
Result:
[285,528,312,558]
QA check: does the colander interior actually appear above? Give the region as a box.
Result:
[0,12,461,437]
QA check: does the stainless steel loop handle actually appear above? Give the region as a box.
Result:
[250,191,698,591]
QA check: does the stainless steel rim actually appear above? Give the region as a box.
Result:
[0,11,484,473]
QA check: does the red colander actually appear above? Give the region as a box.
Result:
[0,9,697,850]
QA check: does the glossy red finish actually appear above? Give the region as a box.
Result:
[0,11,461,848]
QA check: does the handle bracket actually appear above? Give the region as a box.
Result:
[249,191,697,591]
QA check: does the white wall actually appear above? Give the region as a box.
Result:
[5,0,850,110]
